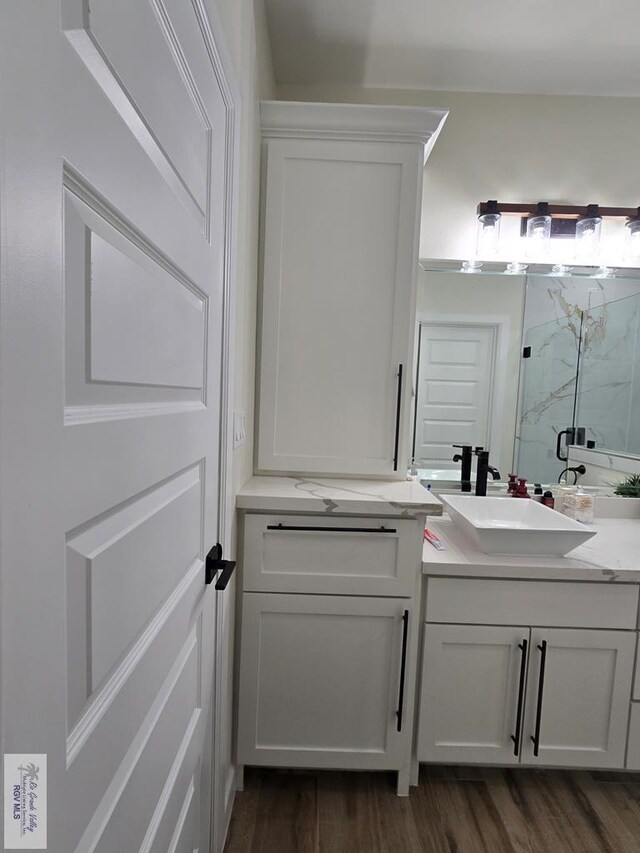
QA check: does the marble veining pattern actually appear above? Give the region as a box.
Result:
[517,275,640,483]
[237,476,443,516]
[422,516,640,582]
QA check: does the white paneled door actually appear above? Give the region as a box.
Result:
[414,323,497,467]
[1,3,237,852]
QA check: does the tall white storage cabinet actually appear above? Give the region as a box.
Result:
[256,102,447,477]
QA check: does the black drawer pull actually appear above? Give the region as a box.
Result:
[511,638,528,757]
[393,364,403,471]
[266,524,397,534]
[396,610,409,732]
[530,640,547,758]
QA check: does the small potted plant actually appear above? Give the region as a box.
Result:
[614,474,640,497]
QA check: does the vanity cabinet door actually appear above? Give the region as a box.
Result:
[237,594,412,770]
[522,628,635,769]
[417,624,529,765]
[257,136,422,476]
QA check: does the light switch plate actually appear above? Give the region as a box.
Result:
[233,411,246,448]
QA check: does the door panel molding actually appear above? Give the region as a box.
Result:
[414,311,512,473]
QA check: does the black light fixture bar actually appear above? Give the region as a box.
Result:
[477,201,640,220]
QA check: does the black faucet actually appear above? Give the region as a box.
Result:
[452,445,473,492]
[475,449,501,496]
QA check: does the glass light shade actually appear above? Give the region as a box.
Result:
[575,212,602,263]
[526,214,552,258]
[461,259,482,273]
[476,212,501,258]
[626,218,640,264]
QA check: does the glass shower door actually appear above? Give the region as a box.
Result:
[516,314,582,483]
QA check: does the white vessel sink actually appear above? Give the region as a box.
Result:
[417,468,475,482]
[439,495,597,556]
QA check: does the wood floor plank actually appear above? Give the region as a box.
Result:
[370,772,424,853]
[246,769,318,853]
[317,771,383,853]
[488,769,616,853]
[412,773,516,853]
[223,767,262,853]
[588,772,640,848]
[224,767,640,853]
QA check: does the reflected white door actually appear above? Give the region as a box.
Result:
[0,3,236,851]
[414,323,497,467]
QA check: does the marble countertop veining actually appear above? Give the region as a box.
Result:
[236,476,443,516]
[422,516,640,582]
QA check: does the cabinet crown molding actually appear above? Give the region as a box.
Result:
[260,100,448,147]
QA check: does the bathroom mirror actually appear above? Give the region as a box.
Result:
[412,261,640,486]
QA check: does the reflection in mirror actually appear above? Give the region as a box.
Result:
[518,275,640,482]
[413,263,640,487]
[412,266,525,482]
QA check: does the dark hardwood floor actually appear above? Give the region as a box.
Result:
[224,766,640,852]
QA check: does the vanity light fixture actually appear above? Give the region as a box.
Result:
[506,262,527,275]
[461,259,483,273]
[476,199,501,257]
[526,202,552,258]
[595,265,616,278]
[574,204,602,263]
[627,208,640,264]
[476,201,640,267]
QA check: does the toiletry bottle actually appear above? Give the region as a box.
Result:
[542,490,555,509]
[533,484,543,502]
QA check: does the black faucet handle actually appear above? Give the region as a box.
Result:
[452,444,472,450]
[474,446,486,454]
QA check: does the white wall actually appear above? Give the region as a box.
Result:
[211,0,275,493]
[417,269,525,476]
[277,83,640,262]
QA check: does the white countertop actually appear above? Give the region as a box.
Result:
[423,516,640,582]
[236,476,443,516]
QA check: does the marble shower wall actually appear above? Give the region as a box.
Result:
[577,293,640,455]
[516,276,640,483]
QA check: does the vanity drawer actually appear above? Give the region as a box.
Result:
[425,577,638,629]
[627,704,640,769]
[242,514,421,596]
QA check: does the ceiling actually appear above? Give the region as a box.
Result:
[263,0,640,96]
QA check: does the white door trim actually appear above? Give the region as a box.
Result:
[193,2,241,851]
[414,312,512,473]
[196,0,239,565]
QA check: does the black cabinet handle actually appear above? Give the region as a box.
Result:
[396,610,409,732]
[205,543,235,590]
[215,560,236,591]
[205,543,222,585]
[511,638,528,757]
[266,523,397,534]
[530,640,547,757]
[393,364,403,471]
